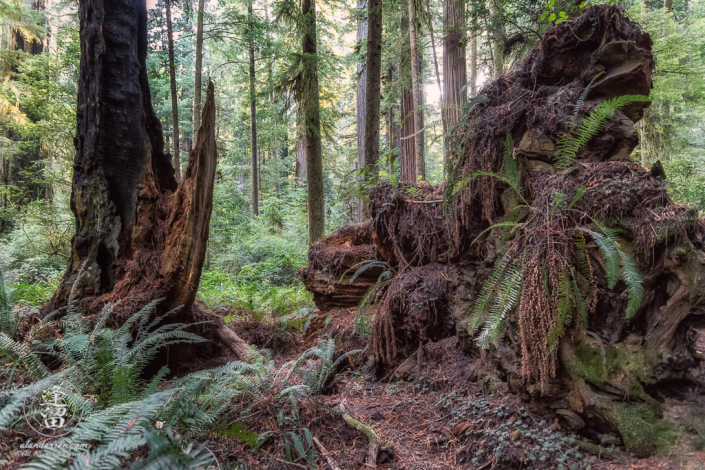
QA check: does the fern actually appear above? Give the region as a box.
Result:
[578,224,644,319]
[0,332,50,380]
[467,252,514,335]
[476,261,523,348]
[555,95,650,171]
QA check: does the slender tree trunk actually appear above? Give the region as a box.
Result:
[489,0,506,79]
[364,0,383,183]
[443,0,466,147]
[356,0,368,222]
[193,0,205,134]
[301,0,324,242]
[166,0,181,181]
[249,2,259,216]
[469,26,477,95]
[295,109,306,186]
[408,0,425,180]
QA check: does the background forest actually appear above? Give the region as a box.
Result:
[1,0,703,310]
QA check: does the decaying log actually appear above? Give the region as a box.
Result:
[46,0,220,326]
[343,413,380,469]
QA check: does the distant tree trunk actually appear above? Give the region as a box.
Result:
[489,0,506,79]
[469,26,478,95]
[192,0,205,134]
[46,1,238,362]
[443,0,466,143]
[408,0,425,180]
[249,2,259,216]
[356,0,367,222]
[295,109,306,186]
[665,0,673,12]
[364,0,382,183]
[301,0,324,242]
[166,0,181,181]
[399,9,417,183]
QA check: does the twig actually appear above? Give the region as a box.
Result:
[408,199,443,204]
[313,437,342,470]
[272,458,307,469]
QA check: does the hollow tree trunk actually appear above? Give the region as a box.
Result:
[364,0,382,183]
[166,0,181,181]
[48,0,211,326]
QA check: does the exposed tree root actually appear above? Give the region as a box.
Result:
[343,413,380,468]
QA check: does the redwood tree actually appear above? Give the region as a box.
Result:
[166,0,181,181]
[49,0,214,327]
[364,0,383,183]
[442,0,466,142]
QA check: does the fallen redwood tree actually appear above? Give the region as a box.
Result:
[42,0,252,361]
[304,5,705,457]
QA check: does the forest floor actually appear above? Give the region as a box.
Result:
[201,307,705,470]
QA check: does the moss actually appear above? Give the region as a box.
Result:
[565,339,657,405]
[612,403,676,457]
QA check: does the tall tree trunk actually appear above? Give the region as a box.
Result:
[356,0,367,222]
[489,0,506,79]
[249,2,259,216]
[364,0,382,183]
[192,0,205,134]
[408,0,425,180]
[301,0,324,242]
[665,0,673,12]
[399,9,416,183]
[47,0,233,359]
[424,0,444,163]
[469,26,477,95]
[443,0,466,143]
[166,0,181,181]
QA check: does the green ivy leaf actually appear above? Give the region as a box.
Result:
[549,13,557,21]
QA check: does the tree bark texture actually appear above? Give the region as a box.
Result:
[399,10,416,184]
[443,0,466,136]
[408,0,425,180]
[249,2,259,216]
[301,0,324,243]
[166,0,181,182]
[469,27,477,95]
[364,0,382,182]
[192,0,205,134]
[47,0,218,325]
[356,0,367,222]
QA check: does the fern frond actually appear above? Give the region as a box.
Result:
[476,262,523,348]
[470,221,522,247]
[546,269,575,355]
[0,332,49,380]
[577,227,620,289]
[555,95,650,170]
[618,248,644,319]
[467,252,513,335]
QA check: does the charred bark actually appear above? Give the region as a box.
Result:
[47,0,214,327]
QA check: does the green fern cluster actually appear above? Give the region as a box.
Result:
[555,94,650,170]
[282,337,366,395]
[467,253,523,348]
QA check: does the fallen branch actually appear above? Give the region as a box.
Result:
[343,413,379,469]
[572,439,625,462]
[213,323,256,362]
[272,458,307,469]
[313,437,341,470]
